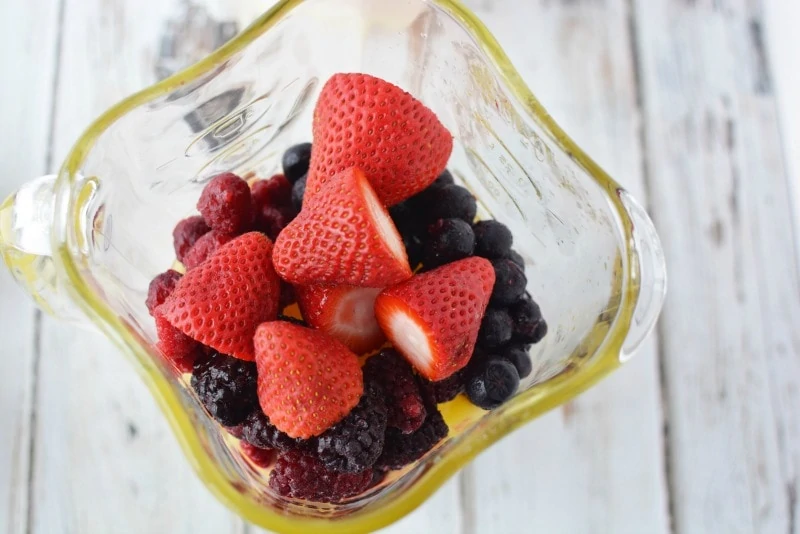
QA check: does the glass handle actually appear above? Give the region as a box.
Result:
[0,174,90,326]
[618,189,667,361]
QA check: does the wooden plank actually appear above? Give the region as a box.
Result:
[633,0,800,532]
[461,1,671,532]
[0,1,61,533]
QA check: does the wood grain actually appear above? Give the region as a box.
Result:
[461,0,671,532]
[0,1,61,532]
[633,0,800,532]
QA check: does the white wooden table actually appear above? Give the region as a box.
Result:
[2,1,798,532]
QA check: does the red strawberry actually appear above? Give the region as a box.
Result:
[272,167,411,287]
[374,257,495,381]
[307,73,453,206]
[296,284,385,354]
[159,232,281,361]
[254,322,363,439]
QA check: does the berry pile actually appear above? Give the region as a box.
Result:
[146,73,547,504]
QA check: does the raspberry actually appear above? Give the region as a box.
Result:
[477,308,514,349]
[473,220,513,259]
[172,215,210,262]
[316,380,387,473]
[363,350,426,434]
[182,230,231,270]
[190,352,258,427]
[225,424,244,439]
[197,172,253,235]
[376,405,448,471]
[269,451,373,503]
[145,270,182,316]
[490,259,527,306]
[253,205,288,241]
[155,311,200,365]
[422,218,475,270]
[251,174,292,210]
[241,409,311,452]
[420,370,465,403]
[240,441,276,468]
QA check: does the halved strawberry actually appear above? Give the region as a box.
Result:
[254,322,364,439]
[272,167,411,287]
[296,284,385,354]
[307,73,453,206]
[159,232,281,361]
[374,257,495,381]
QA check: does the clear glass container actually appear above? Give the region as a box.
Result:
[0,0,667,532]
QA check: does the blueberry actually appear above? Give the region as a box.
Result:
[404,233,424,269]
[422,218,475,269]
[477,308,513,349]
[291,174,307,212]
[473,220,513,259]
[433,169,455,187]
[490,259,527,306]
[465,358,520,410]
[282,143,313,183]
[509,293,547,344]
[191,352,258,426]
[503,345,532,379]
[506,249,525,269]
[419,185,477,223]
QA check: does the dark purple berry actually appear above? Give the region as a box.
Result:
[422,218,475,269]
[376,406,448,471]
[197,172,253,236]
[191,352,258,426]
[510,293,547,344]
[419,370,465,403]
[316,380,387,473]
[433,169,455,187]
[146,270,182,316]
[477,308,514,349]
[506,249,525,269]
[269,451,373,502]
[277,314,307,327]
[490,259,527,306]
[241,409,311,451]
[473,220,513,259]
[281,143,313,183]
[279,283,297,310]
[422,185,477,223]
[503,345,532,379]
[291,174,307,212]
[390,200,426,238]
[465,358,520,410]
[403,233,424,269]
[364,350,427,434]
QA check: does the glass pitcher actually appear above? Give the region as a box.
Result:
[0,0,667,532]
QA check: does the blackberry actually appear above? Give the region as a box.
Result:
[363,350,427,434]
[433,169,455,187]
[376,406,449,471]
[172,215,210,262]
[191,352,258,426]
[241,409,311,452]
[465,357,520,410]
[420,184,477,223]
[506,249,525,269]
[403,233,425,269]
[477,308,514,349]
[146,270,182,316]
[503,345,532,379]
[510,293,547,344]
[197,172,253,236]
[419,370,465,404]
[269,451,373,503]
[473,220,513,259]
[422,218,475,269]
[281,143,313,183]
[291,174,307,212]
[490,259,527,306]
[316,381,387,473]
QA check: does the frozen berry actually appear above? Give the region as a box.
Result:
[473,220,513,259]
[155,311,200,364]
[390,200,425,239]
[279,283,297,310]
[490,259,527,306]
[363,350,427,434]
[422,218,475,269]
[510,293,547,344]
[197,172,253,235]
[172,216,210,262]
[240,441,277,468]
[376,407,448,471]
[269,451,372,502]
[433,169,454,187]
[182,230,232,270]
[241,409,310,451]
[282,143,313,183]
[316,380,387,473]
[225,424,244,439]
[420,371,465,403]
[477,308,514,349]
[403,233,424,269]
[506,249,525,269]
[191,352,258,427]
[251,174,292,209]
[291,174,307,212]
[503,345,532,379]
[465,357,519,410]
[146,270,182,316]
[253,205,288,241]
[421,185,477,223]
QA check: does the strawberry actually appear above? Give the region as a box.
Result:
[159,232,281,361]
[296,284,385,354]
[306,73,453,206]
[254,322,364,439]
[272,167,411,287]
[374,257,495,381]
